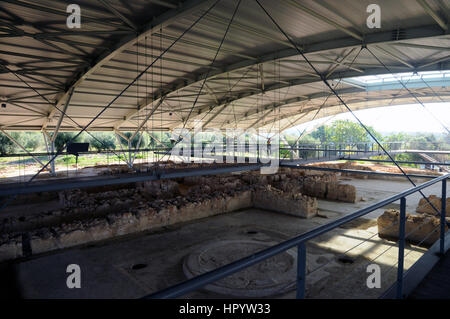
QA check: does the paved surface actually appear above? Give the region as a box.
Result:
[409,250,450,299]
[0,177,446,299]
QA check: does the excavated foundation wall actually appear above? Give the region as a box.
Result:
[378,209,449,246]
[301,175,356,203]
[253,185,318,218]
[309,161,442,180]
[416,195,450,216]
[0,190,254,261]
[0,168,356,262]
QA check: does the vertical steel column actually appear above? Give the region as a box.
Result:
[52,87,74,138]
[396,197,406,299]
[42,131,51,161]
[42,130,56,176]
[50,140,56,176]
[114,132,130,167]
[441,179,447,255]
[296,242,306,299]
[131,132,144,167]
[128,140,132,168]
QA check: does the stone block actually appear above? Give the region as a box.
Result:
[0,235,22,262]
[30,229,58,254]
[253,186,318,218]
[378,209,449,246]
[416,195,450,216]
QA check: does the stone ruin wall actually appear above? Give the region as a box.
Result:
[309,161,442,180]
[378,194,450,247]
[253,185,318,219]
[416,195,450,216]
[0,167,357,262]
[301,174,356,203]
[378,208,449,246]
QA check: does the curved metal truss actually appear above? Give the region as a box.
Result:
[0,0,449,133]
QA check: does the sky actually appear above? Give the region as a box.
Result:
[287,102,450,135]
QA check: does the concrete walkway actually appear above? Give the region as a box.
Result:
[409,250,450,299]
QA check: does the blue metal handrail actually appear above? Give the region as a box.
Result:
[144,173,449,299]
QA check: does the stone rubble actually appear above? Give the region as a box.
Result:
[253,185,318,218]
[0,167,358,261]
[377,209,449,246]
[309,161,442,179]
[301,175,356,203]
[416,195,450,216]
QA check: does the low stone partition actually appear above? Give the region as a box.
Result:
[253,185,318,218]
[302,175,356,203]
[377,209,449,246]
[416,195,450,216]
[308,161,442,180]
[0,190,253,261]
[0,170,358,262]
[0,234,22,262]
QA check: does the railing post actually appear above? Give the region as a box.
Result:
[296,242,306,299]
[441,179,447,255]
[396,197,406,299]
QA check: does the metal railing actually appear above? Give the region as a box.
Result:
[0,141,447,181]
[0,144,381,181]
[279,143,382,161]
[0,141,446,160]
[145,174,449,299]
[280,141,450,161]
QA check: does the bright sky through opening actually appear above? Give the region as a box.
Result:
[288,71,450,135]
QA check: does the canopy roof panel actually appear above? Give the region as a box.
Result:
[0,0,449,132]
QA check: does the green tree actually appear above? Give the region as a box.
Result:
[54,132,84,151]
[148,132,172,148]
[88,132,116,151]
[0,132,16,155]
[311,126,330,143]
[309,120,381,146]
[380,131,447,164]
[280,133,319,158]
[282,133,319,146]
[118,132,150,149]
[22,132,43,151]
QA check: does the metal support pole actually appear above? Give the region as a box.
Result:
[51,87,74,137]
[441,179,447,255]
[296,242,307,299]
[42,130,56,175]
[128,139,133,169]
[396,197,406,299]
[131,131,144,168]
[50,140,56,176]
[42,131,51,160]
[114,132,130,167]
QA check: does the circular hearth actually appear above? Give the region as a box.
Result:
[183,240,297,297]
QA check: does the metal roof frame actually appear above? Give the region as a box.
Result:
[0,0,449,133]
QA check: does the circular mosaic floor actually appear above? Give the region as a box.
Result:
[183,240,297,297]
